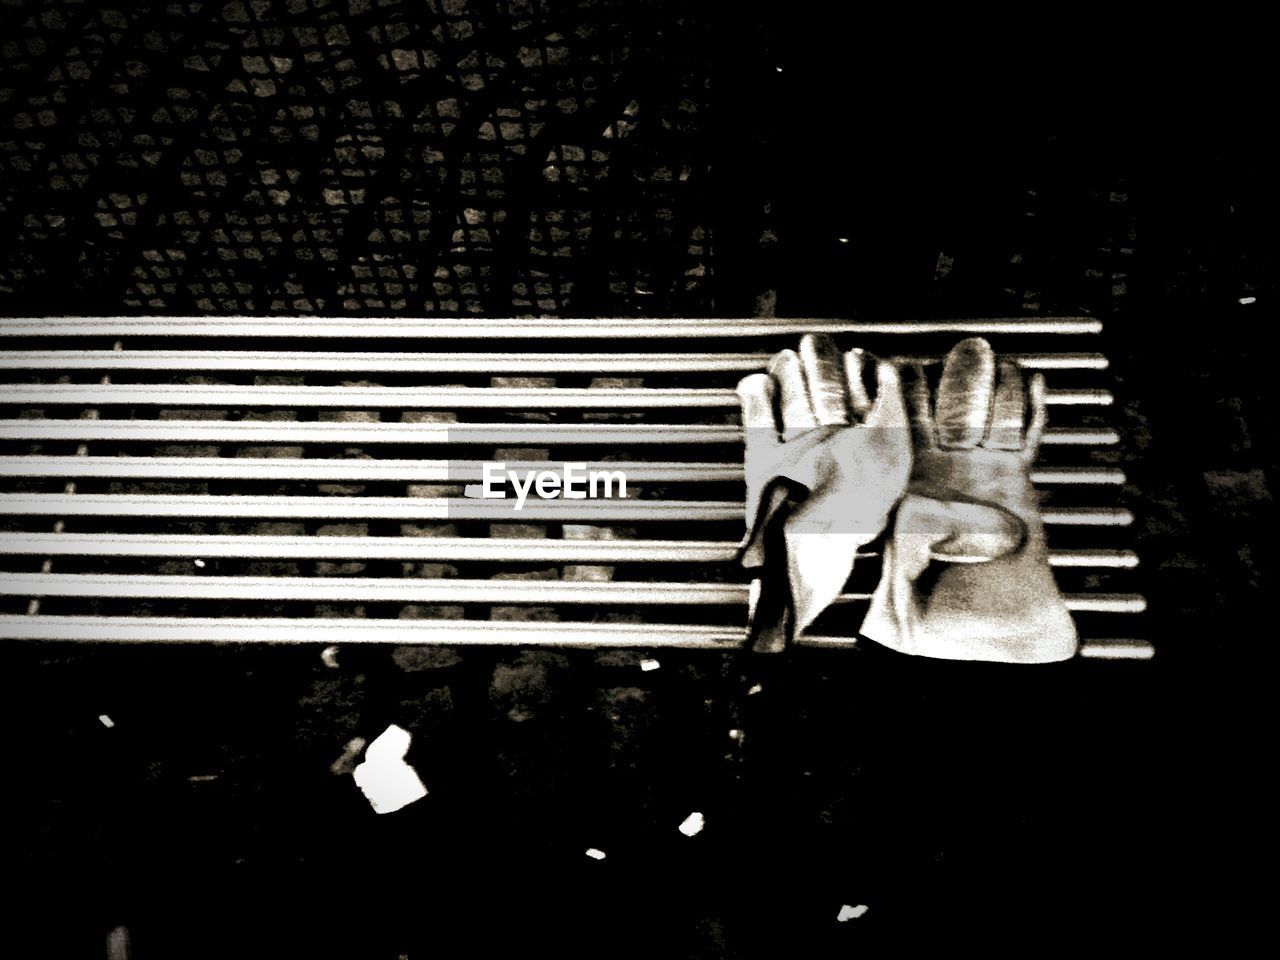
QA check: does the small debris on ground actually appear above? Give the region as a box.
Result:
[98,714,115,729]
[678,811,705,837]
[639,658,661,672]
[329,736,367,775]
[352,724,428,814]
[837,904,869,922]
[584,847,607,860]
[320,645,340,669]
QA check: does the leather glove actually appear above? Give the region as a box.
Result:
[860,337,1079,663]
[737,333,912,653]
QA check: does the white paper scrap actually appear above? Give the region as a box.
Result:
[352,724,428,815]
[678,811,705,837]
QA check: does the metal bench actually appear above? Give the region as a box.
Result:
[0,316,1149,659]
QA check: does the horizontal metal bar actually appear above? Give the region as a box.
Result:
[0,493,745,521]
[1,351,776,373]
[0,316,1104,338]
[0,573,1143,611]
[1029,466,1126,485]
[1055,594,1148,613]
[799,633,1153,658]
[0,383,1112,408]
[0,572,748,604]
[0,614,1149,657]
[0,615,748,647]
[0,493,1134,524]
[0,350,1111,373]
[0,533,736,563]
[0,419,1122,446]
[0,384,733,409]
[0,456,739,482]
[1076,639,1156,660]
[0,419,744,445]
[1040,507,1134,526]
[1039,389,1112,406]
[1045,548,1139,568]
[0,532,1141,567]
[0,456,1126,485]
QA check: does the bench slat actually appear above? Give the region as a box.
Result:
[0,456,1127,485]
[0,572,1145,611]
[0,316,1104,338]
[0,493,1134,524]
[0,350,1112,372]
[0,614,1150,657]
[0,383,1113,408]
[0,533,1141,567]
[1076,639,1156,661]
[0,420,1121,446]
[0,615,747,647]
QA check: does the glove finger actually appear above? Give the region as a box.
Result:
[1023,371,1048,463]
[864,358,909,432]
[901,362,938,450]
[768,348,818,437]
[736,372,781,435]
[844,348,874,419]
[855,360,914,495]
[986,360,1026,450]
[799,333,851,425]
[935,337,995,449]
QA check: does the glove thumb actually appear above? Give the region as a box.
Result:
[863,493,1025,651]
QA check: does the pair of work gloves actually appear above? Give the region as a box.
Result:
[738,334,1077,663]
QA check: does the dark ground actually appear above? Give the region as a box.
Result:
[1,2,1274,955]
